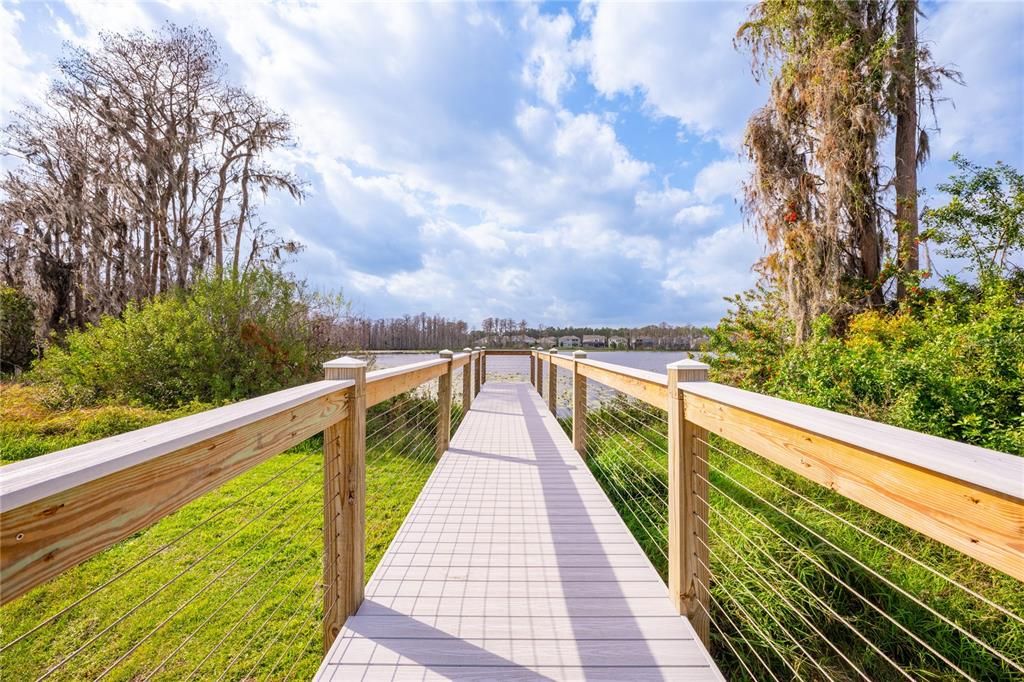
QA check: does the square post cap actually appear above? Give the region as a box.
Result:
[572,350,587,358]
[463,347,472,352]
[667,358,710,371]
[439,349,453,358]
[323,356,367,369]
[549,347,559,354]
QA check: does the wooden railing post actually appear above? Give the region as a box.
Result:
[473,347,482,396]
[480,347,487,385]
[536,349,544,396]
[547,348,558,415]
[530,349,536,386]
[462,347,473,411]
[436,350,453,459]
[572,350,587,457]
[667,359,710,649]
[322,356,367,652]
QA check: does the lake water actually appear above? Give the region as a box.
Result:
[367,350,705,373]
[364,350,707,414]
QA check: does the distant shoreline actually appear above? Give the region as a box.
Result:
[362,348,706,354]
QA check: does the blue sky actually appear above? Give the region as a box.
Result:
[2,1,1022,327]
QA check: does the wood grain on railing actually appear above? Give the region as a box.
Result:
[571,351,587,457]
[535,355,1021,582]
[0,380,353,604]
[365,358,448,407]
[547,349,559,415]
[322,359,366,651]
[667,360,711,647]
[575,357,668,409]
[678,381,1024,582]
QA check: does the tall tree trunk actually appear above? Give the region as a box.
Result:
[895,0,919,300]
[231,154,252,278]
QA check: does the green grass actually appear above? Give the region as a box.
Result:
[562,398,1024,681]
[0,386,440,681]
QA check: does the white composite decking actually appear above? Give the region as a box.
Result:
[317,381,722,681]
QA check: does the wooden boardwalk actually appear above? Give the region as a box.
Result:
[317,381,721,681]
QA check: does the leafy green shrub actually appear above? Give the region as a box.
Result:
[767,283,1024,453]
[709,282,1024,454]
[0,383,206,462]
[32,269,343,408]
[1,287,37,374]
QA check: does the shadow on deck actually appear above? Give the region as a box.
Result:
[317,382,721,681]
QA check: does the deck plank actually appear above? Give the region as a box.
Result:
[317,382,721,681]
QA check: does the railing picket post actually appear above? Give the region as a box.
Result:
[481,347,487,385]
[462,347,473,411]
[530,349,536,386]
[667,358,711,649]
[572,350,587,457]
[436,350,453,459]
[322,356,367,653]
[536,349,544,397]
[473,347,482,396]
[547,348,559,415]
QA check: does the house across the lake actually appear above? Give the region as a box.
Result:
[558,335,581,348]
[537,336,556,348]
[608,335,628,349]
[581,334,606,347]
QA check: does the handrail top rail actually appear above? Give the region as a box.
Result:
[0,378,354,512]
[365,357,449,384]
[531,348,1020,500]
[533,350,671,388]
[575,356,670,388]
[678,380,1024,501]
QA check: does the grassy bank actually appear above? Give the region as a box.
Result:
[0,385,439,680]
[563,399,1024,681]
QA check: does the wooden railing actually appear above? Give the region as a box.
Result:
[0,349,485,652]
[527,347,1024,660]
[2,346,1021,678]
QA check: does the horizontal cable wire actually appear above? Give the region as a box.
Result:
[143,529,321,681]
[265,593,326,681]
[584,414,671,555]
[94,481,323,680]
[694,587,771,682]
[696,539,814,681]
[698,467,977,679]
[248,574,331,682]
[37,462,324,681]
[702,534,835,681]
[692,546,803,682]
[366,404,441,488]
[210,559,324,682]
[0,446,319,655]
[599,407,670,460]
[183,542,323,680]
[367,403,435,458]
[701,447,1021,676]
[6,385,441,681]
[586,410,671,513]
[584,413,671,543]
[700,435,1024,628]
[698,512,890,682]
